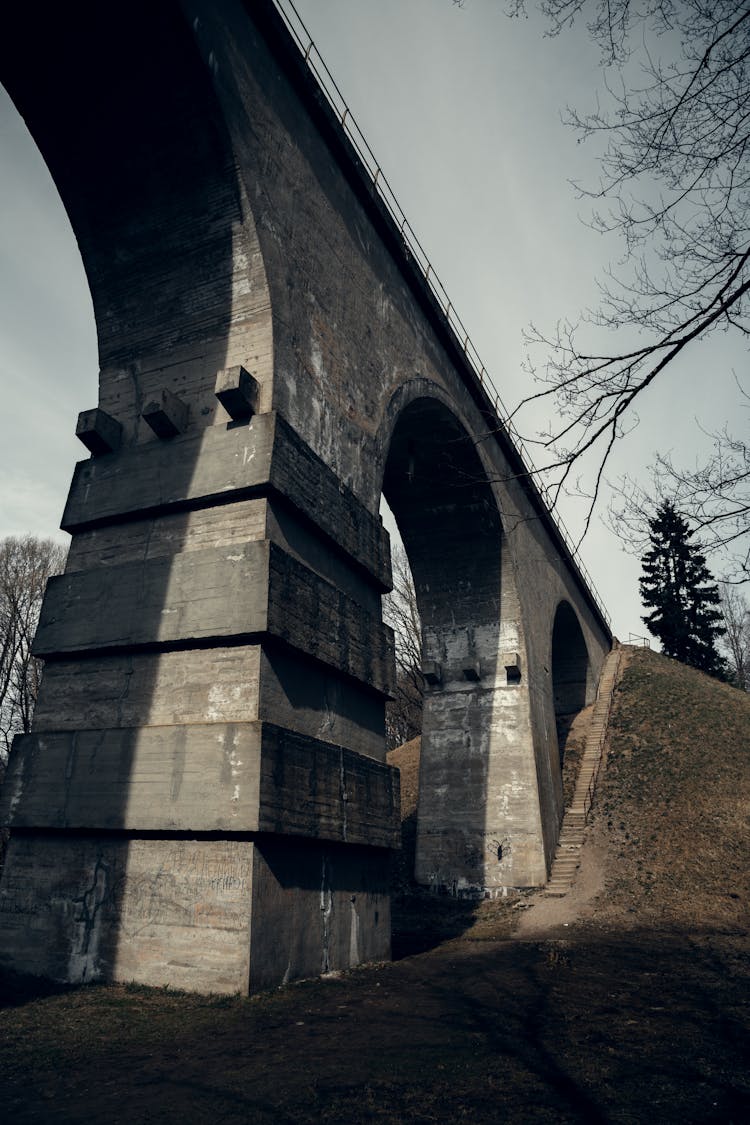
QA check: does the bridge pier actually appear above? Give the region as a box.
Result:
[0,411,400,992]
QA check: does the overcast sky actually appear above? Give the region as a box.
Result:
[0,0,744,640]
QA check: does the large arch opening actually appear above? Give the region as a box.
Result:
[550,600,591,765]
[0,84,97,543]
[381,395,505,896]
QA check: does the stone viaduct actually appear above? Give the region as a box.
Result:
[0,0,611,993]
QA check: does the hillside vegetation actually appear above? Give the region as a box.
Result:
[592,646,749,930]
[1,646,748,1123]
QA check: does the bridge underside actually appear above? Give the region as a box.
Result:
[0,0,610,992]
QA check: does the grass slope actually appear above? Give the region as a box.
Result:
[593,647,749,931]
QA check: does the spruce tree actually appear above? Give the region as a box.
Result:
[639,502,725,676]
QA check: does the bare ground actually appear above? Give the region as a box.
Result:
[1,646,748,1123]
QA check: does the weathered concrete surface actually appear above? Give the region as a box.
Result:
[0,836,255,992]
[1,723,399,844]
[248,839,392,993]
[34,539,395,695]
[61,412,392,591]
[0,0,611,991]
[0,834,389,993]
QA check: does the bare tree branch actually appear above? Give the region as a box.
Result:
[0,536,66,763]
[506,0,750,560]
[382,544,423,750]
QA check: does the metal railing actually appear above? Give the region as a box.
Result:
[271,0,611,629]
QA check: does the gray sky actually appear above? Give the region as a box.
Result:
[0,0,744,640]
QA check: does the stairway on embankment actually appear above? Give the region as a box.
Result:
[545,646,623,897]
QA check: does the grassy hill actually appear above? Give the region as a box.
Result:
[591,646,749,931]
[1,646,748,1123]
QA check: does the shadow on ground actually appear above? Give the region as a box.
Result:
[390,809,487,959]
[1,925,747,1124]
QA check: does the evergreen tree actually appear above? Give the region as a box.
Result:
[639,502,725,677]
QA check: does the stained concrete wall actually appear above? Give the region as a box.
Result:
[0,0,610,991]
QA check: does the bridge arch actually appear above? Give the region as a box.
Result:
[550,600,592,763]
[380,389,537,894]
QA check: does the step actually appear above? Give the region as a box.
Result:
[544,648,622,897]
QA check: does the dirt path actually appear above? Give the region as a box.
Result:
[516,830,608,938]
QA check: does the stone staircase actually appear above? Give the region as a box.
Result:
[545,646,622,897]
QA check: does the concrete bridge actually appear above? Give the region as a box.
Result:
[0,0,611,993]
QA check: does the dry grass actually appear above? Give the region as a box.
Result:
[591,647,750,931]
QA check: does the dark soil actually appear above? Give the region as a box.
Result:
[1,647,748,1123]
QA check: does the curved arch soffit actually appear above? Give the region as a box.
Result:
[550,599,591,725]
[379,391,507,636]
[0,3,268,384]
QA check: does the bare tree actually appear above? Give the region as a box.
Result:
[506,1,750,562]
[382,543,424,750]
[719,583,750,690]
[608,413,750,578]
[0,536,66,764]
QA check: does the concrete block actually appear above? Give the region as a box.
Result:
[0,835,254,993]
[32,647,262,731]
[75,408,122,456]
[422,660,442,686]
[142,387,189,438]
[33,540,394,695]
[61,412,391,589]
[2,722,400,846]
[215,364,259,419]
[249,838,391,992]
[256,724,400,847]
[33,539,270,656]
[65,499,267,574]
[259,646,385,761]
[266,542,395,695]
[0,833,391,995]
[32,643,384,764]
[1,725,263,832]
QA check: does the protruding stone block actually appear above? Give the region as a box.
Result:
[422,660,442,686]
[61,414,392,590]
[142,388,188,439]
[503,653,522,684]
[463,661,482,682]
[75,408,122,456]
[215,365,260,420]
